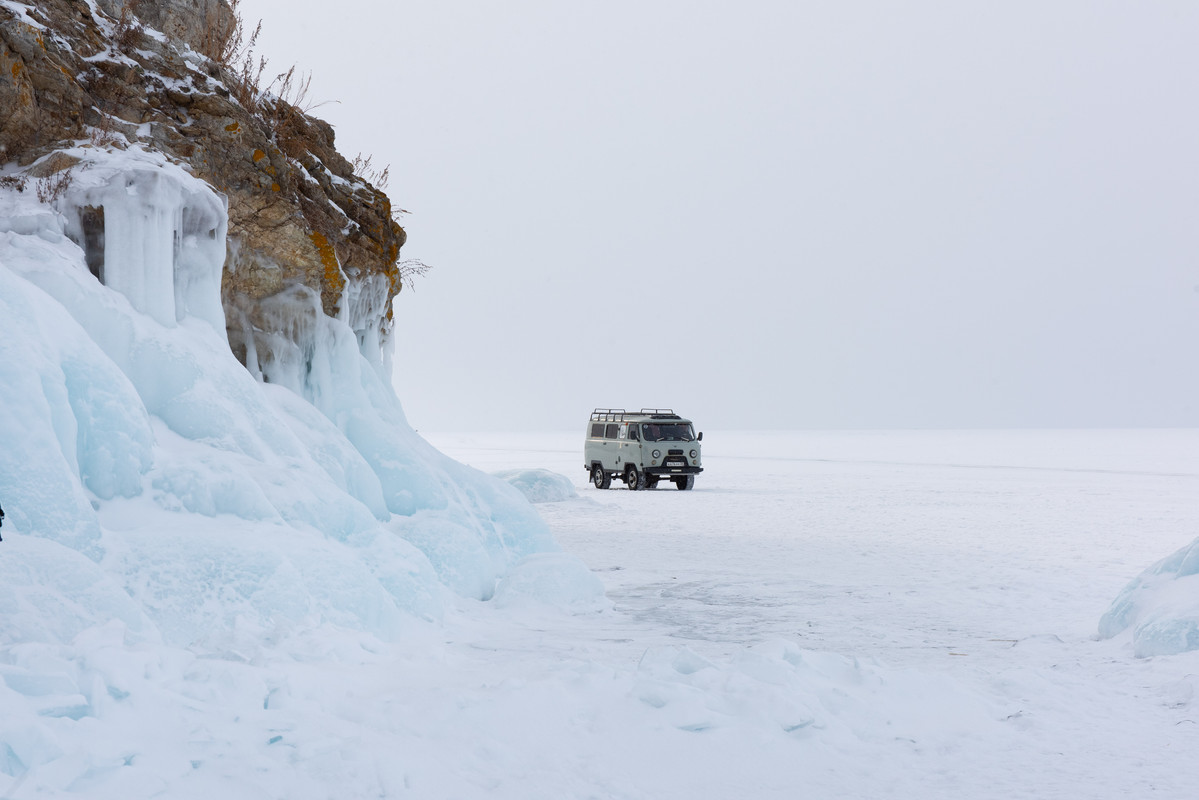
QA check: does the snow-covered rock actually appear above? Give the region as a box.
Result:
[0,0,405,393]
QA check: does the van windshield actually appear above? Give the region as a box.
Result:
[641,423,695,442]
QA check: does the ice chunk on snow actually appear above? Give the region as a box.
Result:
[492,553,610,614]
[1100,537,1199,656]
[0,715,63,780]
[1128,614,1199,658]
[493,468,579,503]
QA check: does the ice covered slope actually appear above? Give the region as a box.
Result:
[0,147,559,655]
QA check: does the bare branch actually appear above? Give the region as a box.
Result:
[397,258,431,291]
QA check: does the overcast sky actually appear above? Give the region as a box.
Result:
[242,0,1198,432]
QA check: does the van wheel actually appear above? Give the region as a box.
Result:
[625,464,646,491]
[673,475,695,491]
[646,476,660,489]
[592,465,611,489]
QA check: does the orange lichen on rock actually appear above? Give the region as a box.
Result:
[252,149,266,162]
[310,231,345,311]
[384,266,402,322]
[225,121,240,132]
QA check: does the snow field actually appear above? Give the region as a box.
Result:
[434,429,1199,798]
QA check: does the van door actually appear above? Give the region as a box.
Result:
[617,423,641,469]
[601,422,620,469]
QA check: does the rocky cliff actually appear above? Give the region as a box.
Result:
[0,0,406,377]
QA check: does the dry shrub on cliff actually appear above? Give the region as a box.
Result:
[203,0,268,112]
[35,169,74,205]
[112,2,146,54]
[0,175,29,193]
[263,67,331,154]
[207,2,324,151]
[397,258,431,291]
[351,154,390,190]
[229,45,268,113]
[201,0,253,65]
[86,114,125,149]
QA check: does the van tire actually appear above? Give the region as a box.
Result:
[625,464,646,491]
[592,465,611,490]
[673,475,695,491]
[646,476,660,489]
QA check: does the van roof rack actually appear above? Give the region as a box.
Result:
[590,408,682,422]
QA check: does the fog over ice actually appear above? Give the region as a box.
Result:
[242,0,1199,431]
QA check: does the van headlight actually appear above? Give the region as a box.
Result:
[690,449,698,459]
[652,449,661,459]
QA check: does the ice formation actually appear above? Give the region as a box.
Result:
[0,110,606,795]
[493,468,579,504]
[1099,537,1199,657]
[0,146,561,666]
[59,147,228,332]
[0,145,584,793]
[339,270,395,370]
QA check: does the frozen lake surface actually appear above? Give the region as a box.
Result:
[4,423,1198,798]
[427,429,1199,798]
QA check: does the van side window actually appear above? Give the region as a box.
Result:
[618,424,628,440]
[591,423,604,438]
[605,424,618,439]
[629,426,640,441]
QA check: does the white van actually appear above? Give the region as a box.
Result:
[584,408,703,490]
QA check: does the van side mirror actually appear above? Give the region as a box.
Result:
[698,432,703,441]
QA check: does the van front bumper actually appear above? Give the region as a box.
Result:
[646,466,703,476]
